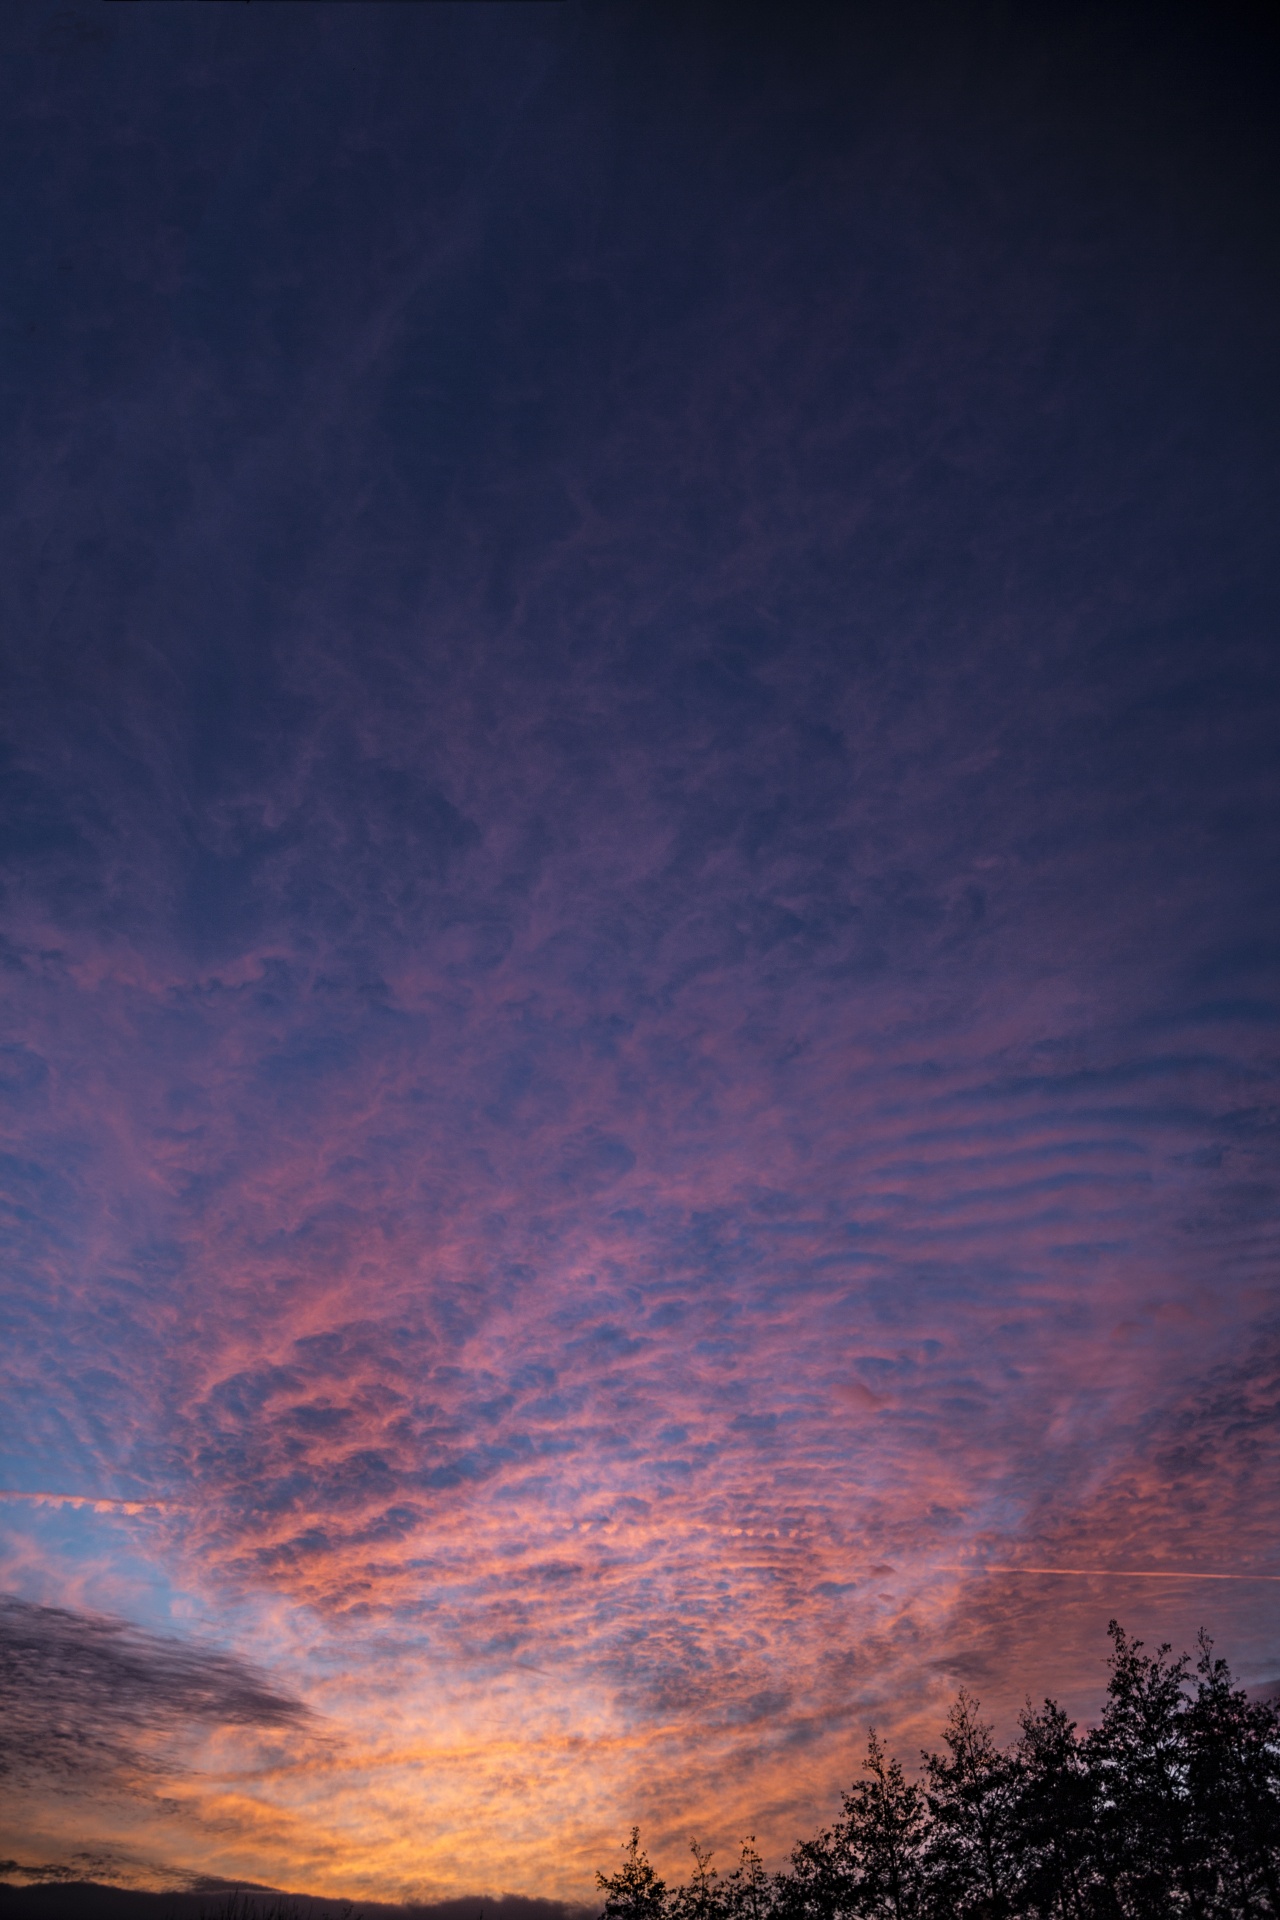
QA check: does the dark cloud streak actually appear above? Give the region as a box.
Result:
[0,1597,309,1791]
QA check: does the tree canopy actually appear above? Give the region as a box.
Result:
[599,1623,1280,1920]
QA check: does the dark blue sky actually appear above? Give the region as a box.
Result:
[1,1,1278,1899]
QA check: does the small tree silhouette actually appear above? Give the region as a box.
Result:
[1085,1620,1195,1919]
[671,1841,721,1920]
[722,1837,771,1920]
[1011,1696,1095,1919]
[839,1728,928,1919]
[598,1827,670,1920]
[1184,1629,1280,1917]
[922,1691,1019,1919]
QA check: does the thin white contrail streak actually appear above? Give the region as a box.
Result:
[0,1489,175,1512]
[939,1564,1280,1582]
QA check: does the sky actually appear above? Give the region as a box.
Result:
[1,0,1279,1902]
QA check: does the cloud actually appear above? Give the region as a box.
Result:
[0,1596,310,1792]
[0,0,1276,1899]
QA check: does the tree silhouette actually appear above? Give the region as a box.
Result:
[837,1729,928,1919]
[774,1812,847,1920]
[671,1843,721,1920]
[722,1837,773,1920]
[597,1622,1280,1920]
[599,1827,670,1920]
[1085,1621,1197,1918]
[922,1691,1020,1919]
[1183,1632,1280,1917]
[1011,1697,1095,1919]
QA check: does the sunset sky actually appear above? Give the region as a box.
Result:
[1,0,1278,1903]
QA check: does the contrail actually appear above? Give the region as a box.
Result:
[0,1488,175,1513]
[941,1564,1280,1582]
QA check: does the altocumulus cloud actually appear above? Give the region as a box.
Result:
[0,0,1278,1900]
